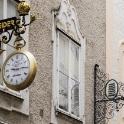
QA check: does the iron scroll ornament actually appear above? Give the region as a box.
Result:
[0,0,35,51]
[94,64,124,124]
[0,16,33,49]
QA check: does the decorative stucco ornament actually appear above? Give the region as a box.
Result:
[56,0,84,43]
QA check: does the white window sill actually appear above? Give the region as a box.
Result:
[55,108,83,123]
[0,85,24,100]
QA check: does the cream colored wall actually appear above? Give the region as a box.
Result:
[109,107,124,124]
[106,0,124,81]
[106,0,124,123]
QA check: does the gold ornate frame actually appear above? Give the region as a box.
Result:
[2,50,37,91]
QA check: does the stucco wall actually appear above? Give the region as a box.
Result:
[29,0,106,124]
[29,0,54,123]
[0,0,106,124]
[106,0,124,123]
[106,0,124,80]
[70,0,106,124]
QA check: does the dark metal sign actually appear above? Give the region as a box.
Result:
[105,79,118,100]
[94,64,124,124]
[0,17,17,33]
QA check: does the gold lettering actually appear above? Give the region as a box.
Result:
[2,22,7,29]
[0,23,1,29]
[11,20,15,26]
[7,21,10,27]
[0,19,15,30]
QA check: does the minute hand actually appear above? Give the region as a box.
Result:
[20,67,28,69]
[13,74,21,77]
[11,68,19,70]
[11,67,28,70]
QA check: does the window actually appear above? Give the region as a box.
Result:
[51,0,85,122]
[55,29,82,118]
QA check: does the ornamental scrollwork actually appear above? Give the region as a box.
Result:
[0,0,35,52]
[94,64,124,124]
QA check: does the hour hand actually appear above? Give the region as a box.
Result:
[20,67,28,69]
[11,68,19,70]
[12,74,21,77]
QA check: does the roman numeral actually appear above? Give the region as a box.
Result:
[11,78,13,82]
[24,72,27,75]
[6,70,9,72]
[7,75,10,78]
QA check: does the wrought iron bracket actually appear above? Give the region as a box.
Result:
[94,64,124,124]
[13,0,20,3]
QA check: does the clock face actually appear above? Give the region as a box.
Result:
[2,51,37,91]
[3,53,30,85]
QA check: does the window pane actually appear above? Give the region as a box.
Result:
[71,79,79,117]
[59,72,68,111]
[0,0,3,19]
[59,32,69,75]
[70,42,79,81]
[7,0,16,18]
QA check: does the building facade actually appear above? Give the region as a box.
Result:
[0,0,106,124]
[106,0,124,123]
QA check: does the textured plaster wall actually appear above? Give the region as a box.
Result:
[29,0,106,124]
[70,0,106,124]
[106,0,124,80]
[28,0,55,123]
[0,0,106,124]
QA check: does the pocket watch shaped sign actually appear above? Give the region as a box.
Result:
[2,50,37,91]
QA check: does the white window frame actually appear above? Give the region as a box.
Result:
[51,1,85,123]
[53,28,84,121]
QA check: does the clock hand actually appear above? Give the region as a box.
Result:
[20,67,28,69]
[12,74,21,77]
[11,67,28,70]
[11,68,20,71]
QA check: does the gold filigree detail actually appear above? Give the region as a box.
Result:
[17,1,30,16]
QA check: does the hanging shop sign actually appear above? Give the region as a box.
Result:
[2,50,37,91]
[94,64,124,124]
[0,17,17,32]
[0,0,37,91]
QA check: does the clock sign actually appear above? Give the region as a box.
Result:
[2,50,37,91]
